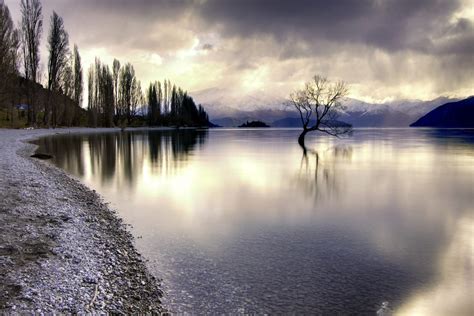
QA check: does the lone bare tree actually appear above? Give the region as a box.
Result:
[290,75,351,150]
[20,0,43,125]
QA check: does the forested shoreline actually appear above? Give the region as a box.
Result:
[0,0,211,129]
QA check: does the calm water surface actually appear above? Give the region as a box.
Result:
[36,128,474,314]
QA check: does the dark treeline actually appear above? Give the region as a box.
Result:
[147,79,209,127]
[88,59,210,128]
[0,0,210,128]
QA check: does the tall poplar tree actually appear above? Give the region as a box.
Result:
[72,44,83,125]
[20,0,42,125]
[46,11,69,126]
[0,3,19,104]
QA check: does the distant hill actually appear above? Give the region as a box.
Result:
[272,117,351,128]
[238,120,270,128]
[213,117,250,127]
[272,117,308,127]
[410,97,474,127]
[208,121,221,128]
[339,109,412,127]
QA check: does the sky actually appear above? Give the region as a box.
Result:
[3,0,474,103]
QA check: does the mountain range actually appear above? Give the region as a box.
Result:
[192,88,459,127]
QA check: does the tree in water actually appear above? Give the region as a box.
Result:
[289,75,351,152]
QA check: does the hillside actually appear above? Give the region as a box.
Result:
[0,75,86,127]
[410,97,474,128]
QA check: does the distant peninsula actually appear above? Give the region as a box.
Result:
[238,121,270,128]
[410,96,474,128]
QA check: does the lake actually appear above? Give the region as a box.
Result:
[35,128,474,314]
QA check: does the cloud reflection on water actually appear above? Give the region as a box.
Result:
[35,128,474,314]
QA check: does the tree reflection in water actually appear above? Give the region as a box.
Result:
[295,145,352,202]
[34,129,208,188]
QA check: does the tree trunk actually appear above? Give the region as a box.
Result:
[298,129,309,150]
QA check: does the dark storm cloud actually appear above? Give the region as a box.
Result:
[435,18,474,55]
[4,0,472,100]
[196,0,467,53]
[33,0,473,57]
[51,0,193,18]
[188,0,473,98]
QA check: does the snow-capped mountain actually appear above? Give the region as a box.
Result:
[339,97,458,127]
[191,87,459,127]
[191,87,289,118]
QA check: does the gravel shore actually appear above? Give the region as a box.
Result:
[0,128,165,313]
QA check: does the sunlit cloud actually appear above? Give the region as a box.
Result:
[148,53,164,66]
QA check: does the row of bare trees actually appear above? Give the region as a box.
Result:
[87,59,144,127]
[87,57,210,128]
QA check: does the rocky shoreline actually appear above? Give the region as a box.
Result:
[0,128,165,313]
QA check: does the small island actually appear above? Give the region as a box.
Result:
[238,120,270,128]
